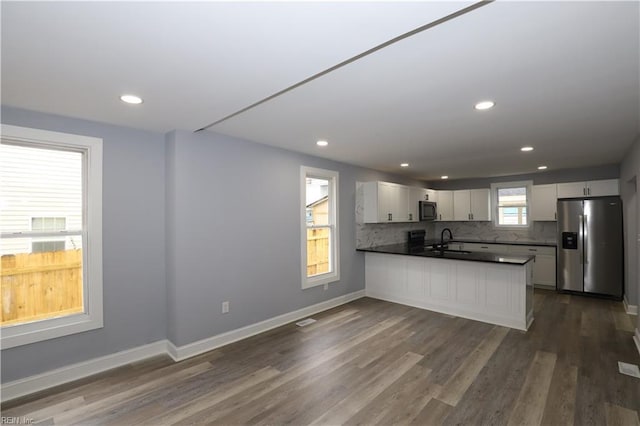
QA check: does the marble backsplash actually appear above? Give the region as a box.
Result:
[356,221,557,248]
[430,221,557,244]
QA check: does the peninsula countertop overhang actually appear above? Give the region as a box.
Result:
[357,243,535,265]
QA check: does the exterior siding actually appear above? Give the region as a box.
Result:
[0,142,82,254]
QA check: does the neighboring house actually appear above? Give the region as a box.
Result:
[306,195,328,226]
[0,143,82,255]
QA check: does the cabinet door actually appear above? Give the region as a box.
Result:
[587,179,619,197]
[453,190,471,221]
[436,191,454,221]
[408,187,426,222]
[377,182,394,222]
[425,189,437,202]
[531,184,557,221]
[532,254,556,286]
[392,185,410,222]
[470,189,491,221]
[557,182,586,198]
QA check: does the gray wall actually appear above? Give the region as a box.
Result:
[426,164,620,190]
[1,107,421,381]
[620,135,640,311]
[1,107,167,383]
[166,129,421,346]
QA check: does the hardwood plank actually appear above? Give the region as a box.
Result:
[611,309,636,332]
[605,402,640,426]
[506,350,557,426]
[540,363,578,426]
[131,366,281,425]
[411,397,454,426]
[436,326,509,406]
[308,351,424,425]
[52,362,212,424]
[343,364,432,425]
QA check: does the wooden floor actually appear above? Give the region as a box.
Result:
[3,290,640,425]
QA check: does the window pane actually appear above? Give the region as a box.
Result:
[306,177,329,226]
[498,187,526,207]
[498,206,527,225]
[307,227,330,277]
[1,237,84,326]
[0,143,84,326]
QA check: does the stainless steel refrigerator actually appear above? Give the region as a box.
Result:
[557,196,623,299]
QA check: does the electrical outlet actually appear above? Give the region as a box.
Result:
[222,301,229,314]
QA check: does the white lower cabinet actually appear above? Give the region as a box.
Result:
[454,242,556,288]
[365,252,533,331]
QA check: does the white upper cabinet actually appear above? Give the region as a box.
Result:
[453,190,471,221]
[436,190,454,221]
[531,184,558,221]
[452,189,491,221]
[586,179,619,197]
[362,181,426,223]
[470,189,491,221]
[556,179,619,198]
[425,189,437,202]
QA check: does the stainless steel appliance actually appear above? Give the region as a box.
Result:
[419,201,437,221]
[557,196,623,299]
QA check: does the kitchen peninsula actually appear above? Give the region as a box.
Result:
[358,243,534,331]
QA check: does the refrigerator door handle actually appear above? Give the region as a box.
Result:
[579,214,584,264]
[583,214,588,264]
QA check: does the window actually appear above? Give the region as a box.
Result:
[0,124,102,349]
[300,166,339,289]
[491,181,532,228]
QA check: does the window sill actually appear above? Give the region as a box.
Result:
[302,272,340,290]
[1,312,103,350]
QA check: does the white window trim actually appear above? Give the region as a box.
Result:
[0,124,103,349]
[300,166,340,289]
[491,180,533,230]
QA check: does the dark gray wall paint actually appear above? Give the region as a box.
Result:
[1,107,167,383]
[620,135,640,308]
[426,164,620,190]
[166,129,421,346]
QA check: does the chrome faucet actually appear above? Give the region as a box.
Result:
[440,228,453,248]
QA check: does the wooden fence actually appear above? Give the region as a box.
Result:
[307,228,330,276]
[1,249,83,326]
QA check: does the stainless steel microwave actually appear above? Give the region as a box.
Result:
[419,201,437,221]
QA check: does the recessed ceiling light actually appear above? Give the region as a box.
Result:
[538,165,548,170]
[120,94,143,104]
[316,140,328,147]
[400,163,409,167]
[474,100,495,110]
[521,146,534,152]
[441,175,449,180]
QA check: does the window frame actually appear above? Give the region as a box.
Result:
[491,180,533,230]
[0,124,103,349]
[300,166,340,289]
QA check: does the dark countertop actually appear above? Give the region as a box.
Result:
[358,243,535,265]
[425,238,557,248]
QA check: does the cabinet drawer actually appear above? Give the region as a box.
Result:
[508,245,555,256]
[463,243,506,253]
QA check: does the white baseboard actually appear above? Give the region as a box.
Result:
[168,290,366,361]
[623,296,638,315]
[1,341,169,402]
[634,328,640,358]
[2,290,365,402]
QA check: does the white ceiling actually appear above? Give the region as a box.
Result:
[2,1,639,181]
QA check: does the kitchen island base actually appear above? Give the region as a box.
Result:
[365,252,534,331]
